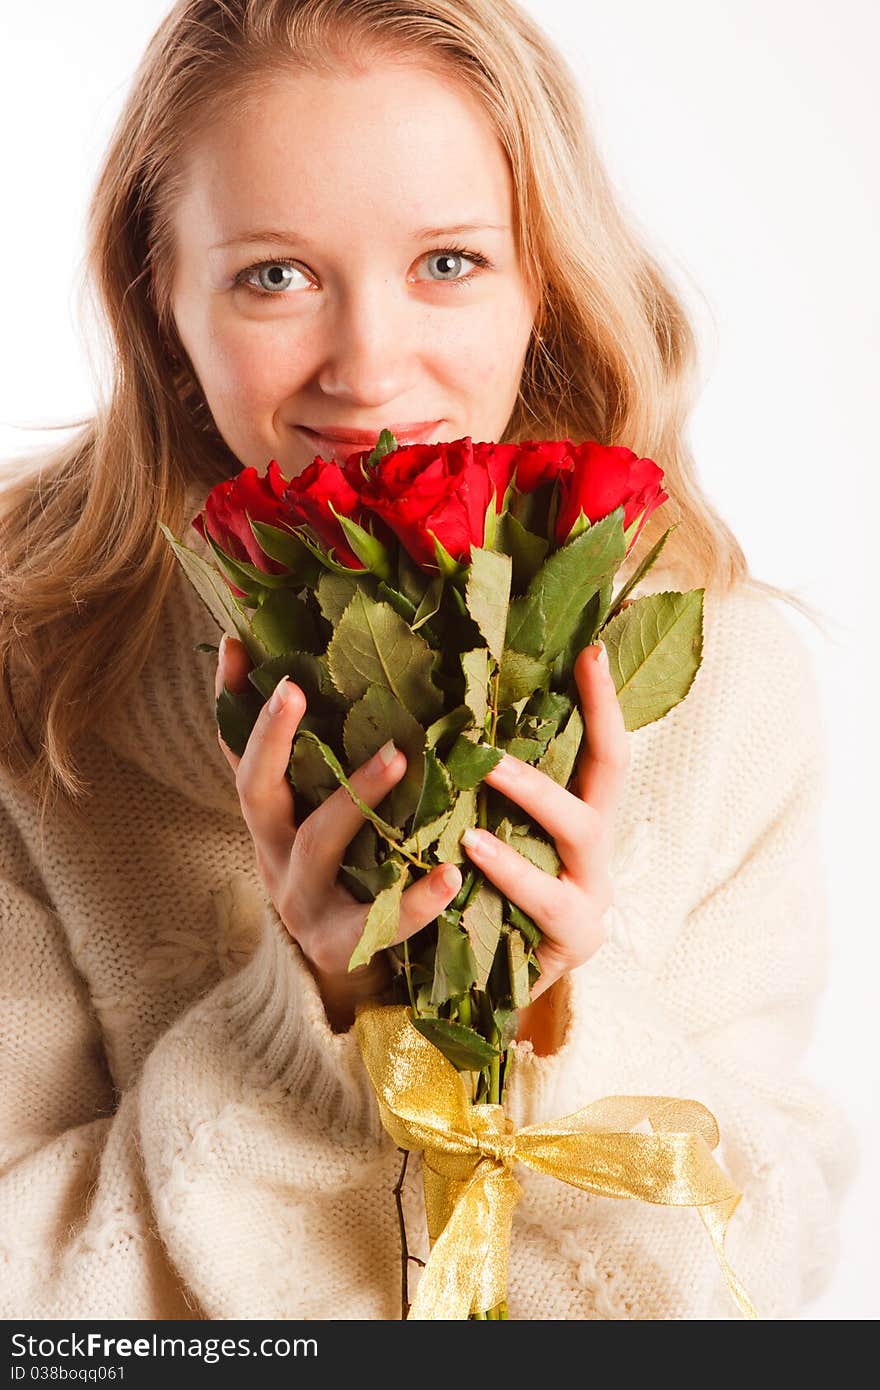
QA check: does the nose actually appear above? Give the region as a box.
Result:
[314,278,422,406]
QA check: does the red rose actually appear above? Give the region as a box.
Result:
[473,440,521,504]
[193,458,292,588]
[283,457,367,569]
[555,442,668,553]
[354,436,503,567]
[509,439,574,493]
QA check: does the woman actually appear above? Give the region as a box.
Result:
[0,0,856,1319]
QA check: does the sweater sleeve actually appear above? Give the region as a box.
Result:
[498,588,859,1320]
[0,837,196,1318]
[0,806,393,1319]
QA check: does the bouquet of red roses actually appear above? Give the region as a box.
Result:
[160,432,756,1321]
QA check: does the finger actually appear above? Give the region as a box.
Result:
[234,670,308,878]
[293,740,410,894]
[480,746,603,886]
[571,641,630,839]
[390,861,463,947]
[459,827,598,949]
[214,634,255,774]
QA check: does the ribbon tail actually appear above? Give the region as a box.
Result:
[409,1163,521,1320]
[698,1193,759,1319]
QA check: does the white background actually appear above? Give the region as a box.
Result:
[1,2,877,1318]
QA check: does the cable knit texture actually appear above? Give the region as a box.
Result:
[0,483,858,1319]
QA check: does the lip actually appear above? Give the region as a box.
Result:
[296,421,442,463]
[300,421,442,443]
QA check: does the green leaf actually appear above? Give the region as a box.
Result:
[437,787,478,863]
[504,593,545,660]
[294,524,371,576]
[246,651,346,715]
[396,545,432,607]
[511,510,626,662]
[400,805,454,857]
[290,731,340,808]
[431,532,467,579]
[327,590,443,722]
[465,547,512,663]
[492,1005,520,1051]
[348,859,409,971]
[461,880,504,989]
[215,682,263,758]
[430,910,479,1006]
[507,929,531,1009]
[412,576,444,631]
[496,648,551,708]
[504,735,543,762]
[536,705,584,787]
[602,589,704,731]
[522,689,573,733]
[344,819,380,871]
[248,518,322,586]
[343,685,427,826]
[552,583,607,685]
[602,524,678,625]
[157,522,268,664]
[204,527,291,594]
[295,729,403,842]
[425,703,473,753]
[330,505,393,581]
[340,855,401,903]
[366,428,399,467]
[316,571,361,626]
[250,590,320,657]
[411,746,455,834]
[496,821,562,876]
[445,735,504,791]
[496,511,549,592]
[461,647,489,727]
[375,580,417,624]
[410,1016,500,1071]
[482,487,501,550]
[506,901,542,949]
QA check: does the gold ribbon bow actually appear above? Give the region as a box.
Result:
[354,1003,758,1321]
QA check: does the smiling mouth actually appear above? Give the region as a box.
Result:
[295,422,443,461]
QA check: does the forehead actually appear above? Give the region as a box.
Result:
[174,61,514,248]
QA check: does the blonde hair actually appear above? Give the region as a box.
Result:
[0,0,828,833]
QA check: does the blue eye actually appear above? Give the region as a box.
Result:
[235,261,307,296]
[234,244,492,298]
[417,247,492,288]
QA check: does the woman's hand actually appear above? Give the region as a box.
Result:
[214,635,464,1031]
[461,641,629,1048]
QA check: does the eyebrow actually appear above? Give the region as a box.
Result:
[210,222,510,251]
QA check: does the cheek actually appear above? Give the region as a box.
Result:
[456,293,533,392]
[205,326,307,408]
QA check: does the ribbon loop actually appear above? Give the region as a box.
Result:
[354,1003,758,1321]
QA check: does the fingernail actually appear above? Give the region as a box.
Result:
[268,675,291,715]
[219,633,229,668]
[595,640,609,670]
[461,826,494,856]
[439,863,462,893]
[368,739,397,773]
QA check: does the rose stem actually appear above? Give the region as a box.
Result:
[393,1148,412,1319]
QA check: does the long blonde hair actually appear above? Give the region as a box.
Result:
[0,0,826,831]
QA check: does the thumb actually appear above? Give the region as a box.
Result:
[215,634,255,771]
[215,633,253,700]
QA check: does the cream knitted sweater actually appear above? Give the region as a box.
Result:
[0,492,858,1320]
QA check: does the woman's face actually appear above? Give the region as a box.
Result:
[169,60,539,476]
